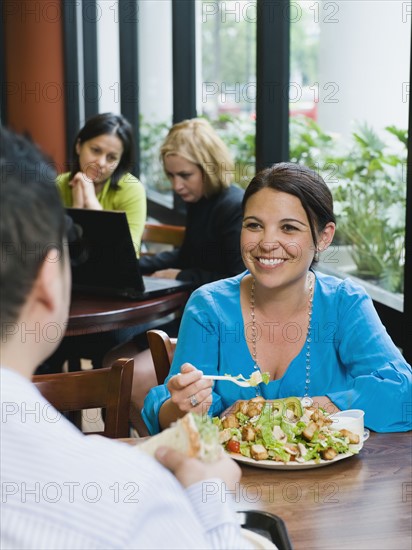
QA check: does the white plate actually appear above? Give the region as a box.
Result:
[227,431,368,470]
[229,448,359,470]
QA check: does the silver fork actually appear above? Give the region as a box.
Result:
[202,375,252,388]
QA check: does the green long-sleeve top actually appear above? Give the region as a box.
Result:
[57,172,147,256]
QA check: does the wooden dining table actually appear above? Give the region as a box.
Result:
[124,431,411,549]
[66,290,190,337]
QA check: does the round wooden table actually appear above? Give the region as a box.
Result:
[66,290,190,337]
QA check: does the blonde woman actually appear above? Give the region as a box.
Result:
[139,118,245,284]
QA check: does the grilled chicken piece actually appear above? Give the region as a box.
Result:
[305,407,316,418]
[284,408,299,422]
[272,425,287,443]
[247,403,264,417]
[321,447,338,460]
[218,428,233,444]
[232,400,249,415]
[302,421,318,441]
[241,425,256,442]
[222,414,239,429]
[311,409,321,422]
[250,444,269,461]
[310,409,331,427]
[339,429,360,444]
[284,443,299,461]
[297,443,307,457]
[323,417,333,426]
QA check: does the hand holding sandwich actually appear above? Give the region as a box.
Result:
[155,446,241,490]
[139,411,240,489]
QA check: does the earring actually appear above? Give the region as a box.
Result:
[314,249,320,262]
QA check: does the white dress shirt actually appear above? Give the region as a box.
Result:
[1,368,252,549]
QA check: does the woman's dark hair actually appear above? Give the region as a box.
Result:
[242,162,336,249]
[70,112,135,189]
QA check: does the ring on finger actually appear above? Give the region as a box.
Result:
[189,394,199,407]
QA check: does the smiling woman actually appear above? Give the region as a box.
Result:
[143,163,412,436]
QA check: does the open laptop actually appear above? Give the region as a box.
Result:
[65,208,193,300]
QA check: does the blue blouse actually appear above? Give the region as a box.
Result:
[142,271,412,434]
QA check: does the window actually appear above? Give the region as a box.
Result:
[138,0,173,206]
[199,0,257,188]
[289,0,409,310]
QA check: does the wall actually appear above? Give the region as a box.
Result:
[4,0,66,169]
[318,0,410,140]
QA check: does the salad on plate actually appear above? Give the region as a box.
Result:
[214,396,362,465]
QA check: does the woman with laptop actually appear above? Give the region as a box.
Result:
[38,113,147,374]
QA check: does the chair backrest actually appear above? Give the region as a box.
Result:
[141,223,185,255]
[32,358,134,438]
[146,330,177,384]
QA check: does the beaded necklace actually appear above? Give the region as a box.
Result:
[250,272,314,400]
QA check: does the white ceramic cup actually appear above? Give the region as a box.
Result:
[331,409,365,448]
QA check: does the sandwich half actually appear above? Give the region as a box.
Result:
[138,413,223,462]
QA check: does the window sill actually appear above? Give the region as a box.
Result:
[317,252,404,313]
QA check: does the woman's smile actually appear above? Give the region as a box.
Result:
[256,256,286,268]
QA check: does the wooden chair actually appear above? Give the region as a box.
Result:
[141,223,185,256]
[147,329,177,384]
[32,358,134,438]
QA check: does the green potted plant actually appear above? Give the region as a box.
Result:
[332,124,406,294]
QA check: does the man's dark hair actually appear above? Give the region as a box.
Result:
[0,127,66,331]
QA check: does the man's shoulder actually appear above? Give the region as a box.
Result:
[1,371,176,491]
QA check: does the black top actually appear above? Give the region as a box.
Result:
[140,185,245,288]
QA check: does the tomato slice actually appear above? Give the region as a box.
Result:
[226,439,240,453]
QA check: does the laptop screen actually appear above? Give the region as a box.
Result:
[65,208,145,297]
[65,208,193,300]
